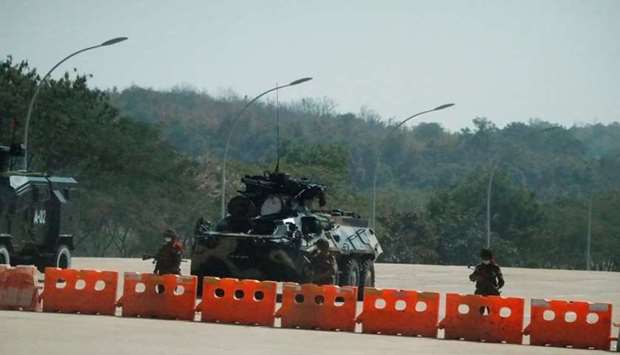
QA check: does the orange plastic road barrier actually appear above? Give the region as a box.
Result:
[41,268,118,315]
[118,272,197,321]
[438,293,524,344]
[0,265,40,311]
[356,288,439,337]
[197,277,277,326]
[275,283,357,331]
[524,299,612,350]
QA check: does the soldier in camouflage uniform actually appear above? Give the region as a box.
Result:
[309,238,337,285]
[469,248,505,296]
[153,229,183,275]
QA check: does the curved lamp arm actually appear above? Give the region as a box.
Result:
[220,77,312,218]
[370,103,454,228]
[22,37,128,171]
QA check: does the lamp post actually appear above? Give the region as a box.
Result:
[586,191,592,271]
[370,103,454,228]
[22,37,128,171]
[582,153,619,271]
[583,157,601,271]
[532,126,598,269]
[485,161,498,248]
[220,77,312,218]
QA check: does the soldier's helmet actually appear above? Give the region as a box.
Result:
[480,248,493,260]
[163,228,179,241]
[315,238,330,251]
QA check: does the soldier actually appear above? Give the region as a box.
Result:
[308,238,337,285]
[216,196,255,233]
[153,229,183,275]
[469,248,505,296]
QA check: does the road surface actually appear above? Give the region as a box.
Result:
[1,258,619,354]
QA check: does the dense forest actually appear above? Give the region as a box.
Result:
[2,57,619,269]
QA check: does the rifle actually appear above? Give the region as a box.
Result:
[142,255,189,263]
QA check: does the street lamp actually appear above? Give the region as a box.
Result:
[220,77,312,218]
[586,186,593,271]
[581,153,619,271]
[370,103,454,228]
[22,37,128,171]
[485,161,497,248]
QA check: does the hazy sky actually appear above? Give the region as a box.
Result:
[1,0,619,130]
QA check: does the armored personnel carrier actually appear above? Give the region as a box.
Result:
[0,143,78,270]
[191,171,382,294]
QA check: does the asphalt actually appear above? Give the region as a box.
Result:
[1,258,619,354]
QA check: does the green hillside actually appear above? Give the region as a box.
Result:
[2,57,619,269]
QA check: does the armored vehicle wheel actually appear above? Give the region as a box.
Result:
[360,259,375,288]
[340,258,361,288]
[38,245,71,271]
[0,244,10,265]
[54,245,72,269]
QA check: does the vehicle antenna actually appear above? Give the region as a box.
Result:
[10,118,17,145]
[274,82,281,173]
[9,118,17,170]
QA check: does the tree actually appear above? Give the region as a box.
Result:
[379,210,439,264]
[0,57,207,256]
[426,170,545,266]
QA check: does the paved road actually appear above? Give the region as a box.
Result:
[2,258,619,354]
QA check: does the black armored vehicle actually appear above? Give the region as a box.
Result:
[191,171,382,293]
[0,144,78,270]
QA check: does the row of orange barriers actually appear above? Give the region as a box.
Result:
[0,266,616,351]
